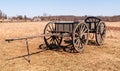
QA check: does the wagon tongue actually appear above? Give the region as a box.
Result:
[5,39,14,43]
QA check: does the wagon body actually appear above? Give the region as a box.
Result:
[44,16,106,52]
[55,22,78,33]
[54,17,102,34]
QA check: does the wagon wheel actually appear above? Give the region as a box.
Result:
[44,22,62,49]
[85,16,101,23]
[95,21,106,45]
[73,22,89,53]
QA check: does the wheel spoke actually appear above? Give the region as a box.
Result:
[51,24,55,31]
[46,36,52,40]
[80,24,88,36]
[83,27,87,33]
[77,26,80,33]
[80,24,85,33]
[48,25,53,31]
[55,37,60,44]
[50,37,53,42]
[82,28,88,35]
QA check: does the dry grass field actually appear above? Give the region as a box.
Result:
[0,22,120,71]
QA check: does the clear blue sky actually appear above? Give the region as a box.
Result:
[0,0,120,17]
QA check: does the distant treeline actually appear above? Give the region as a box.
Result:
[39,15,120,22]
[0,10,120,22]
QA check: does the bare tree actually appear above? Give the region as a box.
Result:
[0,10,7,19]
[0,10,2,19]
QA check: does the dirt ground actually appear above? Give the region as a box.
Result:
[0,22,120,71]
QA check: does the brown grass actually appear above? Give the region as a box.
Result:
[107,26,120,31]
[0,22,120,71]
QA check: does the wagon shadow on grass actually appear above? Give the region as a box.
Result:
[39,39,98,53]
[6,45,47,63]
